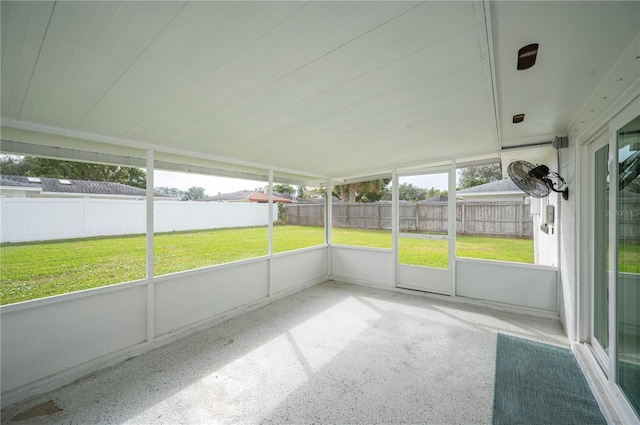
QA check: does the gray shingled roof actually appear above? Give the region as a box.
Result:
[456,178,521,194]
[277,193,335,204]
[0,175,165,197]
[199,190,332,203]
[198,190,253,202]
[419,194,448,203]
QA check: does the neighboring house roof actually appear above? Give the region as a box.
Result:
[419,194,448,203]
[198,190,292,203]
[456,178,524,196]
[273,192,334,204]
[199,190,254,202]
[0,175,166,197]
[248,191,292,203]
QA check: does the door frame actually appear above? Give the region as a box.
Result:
[587,132,611,371]
[394,163,456,295]
[579,95,640,423]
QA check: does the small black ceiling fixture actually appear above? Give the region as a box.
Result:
[513,114,525,123]
[517,43,539,70]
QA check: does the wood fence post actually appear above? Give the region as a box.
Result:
[516,202,522,237]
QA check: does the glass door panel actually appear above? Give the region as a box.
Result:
[616,115,640,416]
[399,238,448,269]
[397,171,452,294]
[593,143,610,356]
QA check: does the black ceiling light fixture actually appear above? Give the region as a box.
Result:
[513,114,525,123]
[517,43,539,70]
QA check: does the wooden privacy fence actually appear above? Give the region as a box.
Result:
[619,198,640,241]
[285,201,533,237]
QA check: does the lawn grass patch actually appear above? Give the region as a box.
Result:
[619,241,640,273]
[332,228,534,266]
[456,235,534,264]
[332,227,392,248]
[273,225,325,252]
[0,226,328,305]
[1,226,543,305]
[1,234,146,305]
[153,227,268,276]
[400,238,449,268]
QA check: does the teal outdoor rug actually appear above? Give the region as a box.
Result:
[492,333,606,425]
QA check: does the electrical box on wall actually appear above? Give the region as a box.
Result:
[553,136,569,149]
[540,204,555,234]
[546,205,555,225]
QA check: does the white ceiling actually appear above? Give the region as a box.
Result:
[1,1,639,182]
[491,1,640,149]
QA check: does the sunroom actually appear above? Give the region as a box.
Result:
[1,1,639,424]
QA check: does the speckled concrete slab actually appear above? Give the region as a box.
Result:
[1,281,567,425]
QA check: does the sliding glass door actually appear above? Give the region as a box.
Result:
[589,104,639,421]
[591,137,609,364]
[615,114,640,416]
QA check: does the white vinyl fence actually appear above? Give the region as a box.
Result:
[0,198,276,243]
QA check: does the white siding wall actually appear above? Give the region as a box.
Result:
[558,146,577,340]
[456,258,558,312]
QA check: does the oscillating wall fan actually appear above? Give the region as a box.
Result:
[508,160,569,200]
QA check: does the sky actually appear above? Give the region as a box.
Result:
[401,173,450,191]
[153,170,268,196]
[153,170,452,196]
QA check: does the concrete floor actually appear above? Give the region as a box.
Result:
[1,281,568,425]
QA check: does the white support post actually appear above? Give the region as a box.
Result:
[327,179,332,280]
[268,170,274,297]
[145,149,154,343]
[449,160,456,296]
[392,170,399,287]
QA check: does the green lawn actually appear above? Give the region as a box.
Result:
[331,228,535,268]
[0,225,572,305]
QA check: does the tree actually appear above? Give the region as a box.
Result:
[274,184,295,195]
[458,164,502,189]
[0,155,38,175]
[155,187,185,199]
[397,182,428,202]
[182,186,206,201]
[333,179,390,203]
[306,186,327,199]
[397,183,448,202]
[0,155,147,188]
